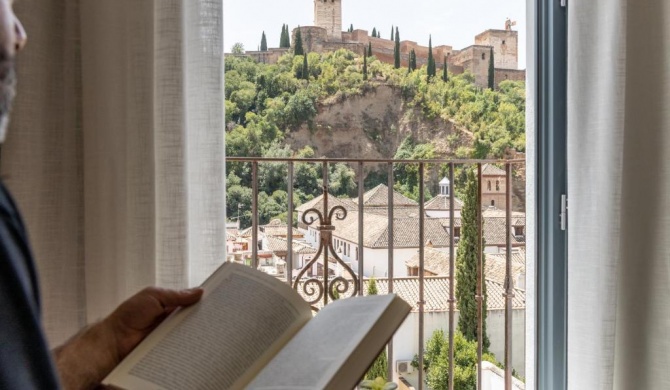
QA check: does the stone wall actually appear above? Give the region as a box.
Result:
[241,48,289,64]
[451,45,493,87]
[313,0,342,41]
[475,29,518,70]
[495,68,526,87]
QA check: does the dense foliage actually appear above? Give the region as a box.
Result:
[456,169,490,350]
[364,277,388,381]
[224,49,525,226]
[413,330,500,390]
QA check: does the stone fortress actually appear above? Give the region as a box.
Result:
[241,0,526,88]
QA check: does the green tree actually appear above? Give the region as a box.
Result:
[423,331,499,390]
[294,26,304,56]
[368,42,373,57]
[364,277,388,381]
[394,27,400,69]
[279,25,286,47]
[442,56,448,82]
[371,27,377,37]
[456,169,490,350]
[280,24,291,48]
[363,52,368,80]
[427,35,436,80]
[260,31,267,51]
[302,53,309,80]
[488,48,495,90]
[390,25,394,40]
[408,49,416,72]
[231,42,244,54]
[329,163,357,197]
[349,24,354,32]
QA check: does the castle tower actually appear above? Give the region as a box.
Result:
[481,164,507,209]
[314,0,342,42]
[475,29,518,70]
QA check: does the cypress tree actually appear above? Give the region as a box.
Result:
[390,25,394,40]
[488,48,495,89]
[280,25,288,48]
[260,31,267,51]
[294,26,304,56]
[367,42,372,57]
[285,25,291,48]
[372,27,377,37]
[377,31,381,38]
[363,52,368,80]
[456,168,490,351]
[349,24,354,32]
[443,56,448,82]
[302,53,309,80]
[394,27,400,69]
[364,277,387,380]
[427,35,436,80]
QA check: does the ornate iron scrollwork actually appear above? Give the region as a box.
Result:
[293,202,359,311]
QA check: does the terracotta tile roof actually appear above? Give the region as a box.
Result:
[485,249,526,285]
[405,247,454,275]
[481,163,506,176]
[264,236,316,255]
[330,213,453,248]
[295,193,358,213]
[261,223,304,238]
[482,217,526,246]
[295,277,526,312]
[360,206,420,218]
[358,184,418,207]
[424,195,464,211]
[405,247,526,286]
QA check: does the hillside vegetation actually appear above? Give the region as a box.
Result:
[225,50,525,226]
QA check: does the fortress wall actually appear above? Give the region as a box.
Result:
[475,29,518,70]
[494,68,526,86]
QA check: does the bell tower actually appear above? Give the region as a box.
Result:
[314,0,342,42]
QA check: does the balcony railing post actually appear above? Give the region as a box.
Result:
[358,162,365,296]
[418,163,426,390]
[477,163,483,390]
[252,161,259,269]
[387,161,394,381]
[322,161,329,306]
[287,161,294,284]
[448,162,456,390]
[504,163,514,389]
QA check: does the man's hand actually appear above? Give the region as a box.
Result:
[53,287,203,390]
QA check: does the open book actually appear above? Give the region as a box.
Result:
[102,262,411,390]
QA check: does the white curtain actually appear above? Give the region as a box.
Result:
[568,1,670,388]
[2,0,225,346]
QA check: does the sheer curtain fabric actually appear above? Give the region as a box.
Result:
[2,0,225,345]
[568,0,670,388]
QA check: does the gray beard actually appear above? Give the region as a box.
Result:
[0,115,8,143]
[0,55,16,144]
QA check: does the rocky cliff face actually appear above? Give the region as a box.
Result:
[285,85,471,159]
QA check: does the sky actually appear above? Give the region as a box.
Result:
[224,0,527,68]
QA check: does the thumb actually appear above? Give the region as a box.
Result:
[149,287,204,309]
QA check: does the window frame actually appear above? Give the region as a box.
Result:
[532,0,568,388]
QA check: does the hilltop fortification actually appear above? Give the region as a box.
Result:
[238,1,525,88]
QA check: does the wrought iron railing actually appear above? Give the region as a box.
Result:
[227,157,525,390]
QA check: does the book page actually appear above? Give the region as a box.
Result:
[103,263,312,390]
[246,294,411,390]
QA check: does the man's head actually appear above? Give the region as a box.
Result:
[0,0,26,142]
